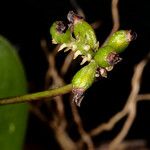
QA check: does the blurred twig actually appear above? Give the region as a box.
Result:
[91,21,101,30]
[110,0,120,36]
[103,0,120,46]
[109,54,150,149]
[61,51,74,75]
[137,94,150,101]
[70,0,85,18]
[98,140,147,150]
[71,102,95,150]
[50,112,77,150]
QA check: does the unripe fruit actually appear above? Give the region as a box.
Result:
[67,11,98,51]
[72,61,97,90]
[72,61,97,106]
[94,46,117,68]
[73,20,97,50]
[50,21,71,44]
[106,30,136,53]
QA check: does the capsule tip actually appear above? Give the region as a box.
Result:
[55,21,67,34]
[72,88,85,107]
[67,11,83,24]
[127,30,137,42]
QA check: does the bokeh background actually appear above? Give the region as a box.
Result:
[0,0,150,149]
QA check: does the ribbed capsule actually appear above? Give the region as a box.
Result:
[73,20,98,50]
[50,21,72,44]
[72,61,97,106]
[106,30,136,53]
[67,11,98,51]
[94,45,121,68]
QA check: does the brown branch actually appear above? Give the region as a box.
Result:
[109,103,136,149]
[90,107,127,137]
[98,140,147,150]
[71,103,95,150]
[103,0,120,46]
[111,0,120,34]
[137,94,150,101]
[91,20,101,30]
[29,103,76,150]
[70,0,85,19]
[61,51,74,75]
[108,56,149,149]
[30,105,49,123]
[50,113,77,150]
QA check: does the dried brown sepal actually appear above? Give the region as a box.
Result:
[72,88,85,107]
[127,30,137,42]
[56,21,68,34]
[107,52,122,66]
[67,11,83,24]
[96,67,108,78]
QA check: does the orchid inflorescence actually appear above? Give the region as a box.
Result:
[50,11,136,106]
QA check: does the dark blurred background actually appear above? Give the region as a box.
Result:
[0,0,150,149]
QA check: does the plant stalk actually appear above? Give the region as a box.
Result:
[0,84,72,105]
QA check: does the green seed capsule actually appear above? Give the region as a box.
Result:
[67,11,98,51]
[72,61,97,90]
[50,21,71,44]
[72,61,97,106]
[74,20,98,50]
[106,30,135,53]
[94,46,117,68]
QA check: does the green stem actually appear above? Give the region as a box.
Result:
[0,84,72,105]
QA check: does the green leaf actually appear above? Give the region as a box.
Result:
[0,36,29,150]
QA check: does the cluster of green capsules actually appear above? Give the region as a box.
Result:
[50,11,136,106]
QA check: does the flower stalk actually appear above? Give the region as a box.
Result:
[0,84,72,105]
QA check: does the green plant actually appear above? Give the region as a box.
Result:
[0,11,136,107]
[72,61,97,106]
[50,11,135,106]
